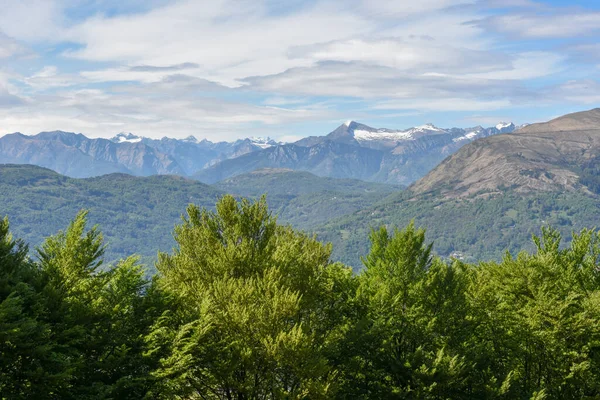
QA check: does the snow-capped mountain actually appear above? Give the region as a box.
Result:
[195,120,520,185]
[1,119,521,185]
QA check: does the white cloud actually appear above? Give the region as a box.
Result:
[0,0,597,138]
[61,0,372,86]
[0,31,30,59]
[476,12,600,38]
[550,80,600,104]
[0,0,64,41]
[289,37,512,74]
[374,98,512,112]
[462,52,565,80]
[243,61,522,99]
[358,0,477,18]
[0,78,341,139]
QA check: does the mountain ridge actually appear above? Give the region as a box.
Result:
[410,108,600,198]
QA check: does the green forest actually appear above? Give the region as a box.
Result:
[1,195,599,399]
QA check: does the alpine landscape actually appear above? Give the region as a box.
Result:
[1,0,600,398]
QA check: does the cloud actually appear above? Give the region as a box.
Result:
[243,61,525,99]
[547,80,600,104]
[566,43,600,63]
[357,0,477,18]
[61,0,373,86]
[1,0,599,139]
[0,84,24,108]
[473,11,600,38]
[128,63,201,72]
[373,98,513,112]
[0,77,342,139]
[462,52,565,80]
[289,37,513,74]
[0,0,64,42]
[0,31,30,59]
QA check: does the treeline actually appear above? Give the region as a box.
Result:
[1,195,599,399]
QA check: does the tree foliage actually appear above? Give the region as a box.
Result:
[0,196,599,398]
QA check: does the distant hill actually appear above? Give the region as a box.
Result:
[410,108,600,197]
[0,165,399,270]
[0,131,184,178]
[115,133,280,175]
[214,168,398,230]
[0,164,222,269]
[195,142,385,184]
[0,131,280,179]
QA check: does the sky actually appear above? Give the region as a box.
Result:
[0,0,599,142]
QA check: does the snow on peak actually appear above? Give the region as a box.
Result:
[112,132,142,143]
[248,137,277,149]
[344,120,353,127]
[353,128,414,142]
[412,123,444,133]
[453,127,484,142]
[352,122,446,142]
[496,122,514,130]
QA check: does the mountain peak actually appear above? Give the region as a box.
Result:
[183,135,198,143]
[412,123,443,133]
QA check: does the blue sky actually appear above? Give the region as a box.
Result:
[0,0,599,141]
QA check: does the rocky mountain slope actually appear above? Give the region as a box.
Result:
[410,108,600,197]
[196,121,517,185]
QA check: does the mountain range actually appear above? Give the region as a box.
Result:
[194,121,519,184]
[3,108,600,270]
[0,120,518,184]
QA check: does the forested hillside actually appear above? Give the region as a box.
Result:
[0,165,397,267]
[0,164,222,267]
[0,196,598,398]
[320,190,600,268]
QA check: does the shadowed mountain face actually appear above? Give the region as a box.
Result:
[194,141,385,184]
[195,121,516,185]
[410,108,600,198]
[0,131,183,178]
[0,131,279,179]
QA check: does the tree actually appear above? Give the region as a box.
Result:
[343,222,479,399]
[36,211,157,398]
[0,217,68,398]
[469,227,600,399]
[148,195,353,399]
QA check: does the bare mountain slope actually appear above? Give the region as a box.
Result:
[411,108,600,197]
